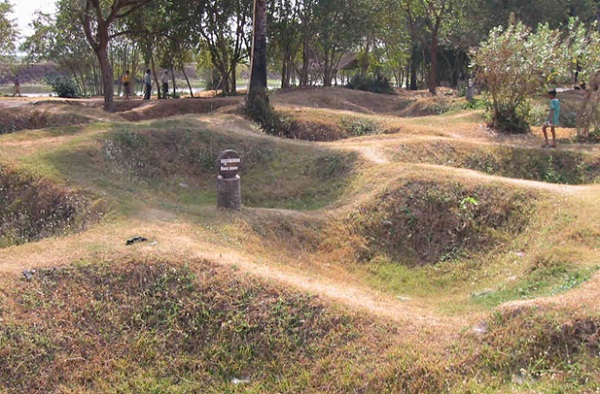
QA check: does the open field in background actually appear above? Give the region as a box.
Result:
[1,87,600,393]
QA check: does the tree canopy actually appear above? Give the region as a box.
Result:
[8,0,600,111]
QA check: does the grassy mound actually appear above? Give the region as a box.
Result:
[386,140,600,184]
[349,179,535,265]
[98,119,358,210]
[0,105,98,134]
[0,259,386,393]
[0,166,106,247]
[460,305,600,392]
[277,109,401,141]
[112,97,242,121]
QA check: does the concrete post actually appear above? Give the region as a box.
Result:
[217,174,241,210]
[216,149,242,210]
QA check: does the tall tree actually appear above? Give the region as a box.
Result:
[196,0,253,95]
[0,0,18,61]
[20,10,100,96]
[402,0,450,95]
[64,0,150,110]
[248,0,268,96]
[268,0,302,88]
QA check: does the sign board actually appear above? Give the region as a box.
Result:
[217,149,241,178]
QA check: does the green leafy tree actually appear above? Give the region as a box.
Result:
[0,0,18,61]
[62,0,151,110]
[401,0,451,94]
[313,0,371,86]
[193,0,253,95]
[378,0,411,87]
[472,20,567,132]
[20,10,99,96]
[567,19,600,138]
[268,0,302,88]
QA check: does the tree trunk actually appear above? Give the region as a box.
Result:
[171,68,177,97]
[428,37,438,95]
[300,36,311,87]
[231,63,237,94]
[248,0,268,102]
[181,65,194,98]
[96,46,114,111]
[409,50,418,90]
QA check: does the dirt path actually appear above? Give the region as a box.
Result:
[0,218,469,346]
[1,96,599,346]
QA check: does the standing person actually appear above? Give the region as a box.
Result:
[542,89,560,148]
[161,70,169,99]
[12,74,21,97]
[143,69,152,100]
[121,70,131,100]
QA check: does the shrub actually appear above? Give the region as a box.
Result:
[340,117,381,136]
[45,75,80,98]
[346,73,395,94]
[472,20,568,133]
[244,89,298,137]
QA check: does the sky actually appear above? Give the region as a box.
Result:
[10,0,57,38]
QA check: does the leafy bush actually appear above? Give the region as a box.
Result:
[346,73,395,94]
[493,103,531,133]
[45,75,80,98]
[340,117,381,136]
[244,90,298,137]
[472,20,567,133]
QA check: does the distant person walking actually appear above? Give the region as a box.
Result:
[161,70,169,99]
[122,70,131,100]
[542,89,560,148]
[12,74,21,97]
[143,69,152,100]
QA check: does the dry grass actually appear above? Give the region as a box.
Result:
[1,87,600,392]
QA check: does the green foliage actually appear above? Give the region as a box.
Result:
[575,127,600,143]
[492,103,531,133]
[45,75,80,98]
[0,0,18,60]
[345,73,395,94]
[244,90,286,136]
[340,116,382,136]
[472,20,568,132]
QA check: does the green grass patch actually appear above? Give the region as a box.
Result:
[471,262,600,308]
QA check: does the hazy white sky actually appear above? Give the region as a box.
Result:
[10,0,57,37]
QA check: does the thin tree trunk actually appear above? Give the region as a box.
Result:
[428,38,438,95]
[181,65,194,98]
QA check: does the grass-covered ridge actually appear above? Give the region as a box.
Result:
[348,179,536,266]
[0,165,106,248]
[0,259,388,393]
[384,139,600,184]
[2,88,600,393]
[96,118,359,210]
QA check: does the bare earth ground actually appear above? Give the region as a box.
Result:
[0,88,598,349]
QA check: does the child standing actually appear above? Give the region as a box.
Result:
[161,70,169,99]
[542,89,560,148]
[122,70,131,100]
